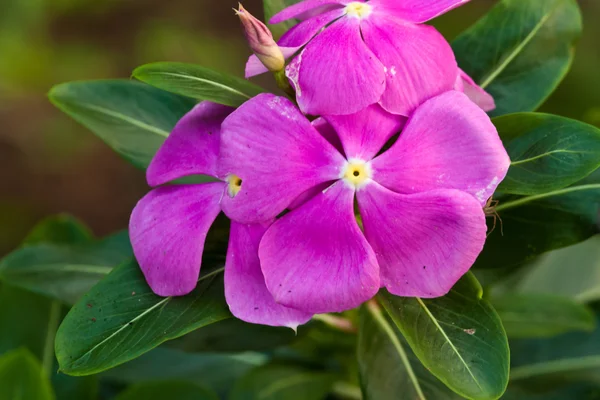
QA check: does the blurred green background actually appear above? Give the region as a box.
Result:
[0,0,598,255]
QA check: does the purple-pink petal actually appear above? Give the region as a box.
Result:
[129,183,224,297]
[288,16,386,116]
[147,102,233,187]
[218,94,344,223]
[225,222,313,328]
[361,14,458,116]
[259,181,380,314]
[270,0,347,24]
[372,91,510,206]
[357,182,486,298]
[370,0,471,23]
[455,68,496,112]
[324,104,405,160]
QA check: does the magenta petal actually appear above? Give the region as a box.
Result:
[324,104,406,160]
[270,0,347,24]
[357,182,486,298]
[289,17,386,116]
[455,69,496,112]
[370,0,470,23]
[218,94,345,223]
[225,222,313,328]
[361,15,457,116]
[246,47,300,78]
[259,181,380,314]
[146,102,233,186]
[372,91,510,206]
[129,183,224,297]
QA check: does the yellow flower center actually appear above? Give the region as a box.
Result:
[342,159,372,188]
[345,2,372,19]
[226,174,243,197]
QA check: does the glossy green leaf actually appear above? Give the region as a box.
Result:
[230,365,337,400]
[496,113,600,195]
[48,80,196,169]
[22,214,93,245]
[263,0,298,38]
[0,349,54,400]
[102,348,266,397]
[358,303,462,400]
[133,62,265,107]
[55,260,230,375]
[453,0,582,117]
[378,274,510,400]
[491,293,596,338]
[115,381,218,400]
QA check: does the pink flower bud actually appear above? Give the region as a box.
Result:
[236,3,285,73]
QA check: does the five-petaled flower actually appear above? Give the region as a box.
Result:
[217,92,510,314]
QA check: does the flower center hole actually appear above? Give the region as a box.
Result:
[234,178,242,187]
[353,170,360,177]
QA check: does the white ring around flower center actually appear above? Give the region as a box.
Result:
[341,159,373,189]
[344,2,373,19]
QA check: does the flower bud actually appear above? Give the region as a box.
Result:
[236,3,285,73]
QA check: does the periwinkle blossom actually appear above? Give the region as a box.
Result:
[218,92,510,314]
[129,101,311,328]
[246,0,474,116]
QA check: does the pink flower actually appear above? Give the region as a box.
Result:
[129,101,312,329]
[455,68,496,112]
[246,0,471,116]
[218,92,510,314]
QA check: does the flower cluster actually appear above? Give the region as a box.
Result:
[130,0,510,329]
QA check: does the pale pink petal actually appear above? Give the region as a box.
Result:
[218,94,345,223]
[370,0,471,23]
[361,15,457,116]
[455,68,496,112]
[225,222,313,329]
[270,0,347,24]
[372,91,510,206]
[129,183,224,297]
[357,182,486,297]
[324,104,406,160]
[288,16,386,116]
[246,47,300,78]
[259,181,380,314]
[147,102,233,186]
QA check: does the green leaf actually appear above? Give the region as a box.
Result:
[378,274,510,400]
[491,293,596,338]
[0,230,132,305]
[496,113,600,195]
[0,349,54,400]
[133,62,265,107]
[48,80,196,169]
[102,348,266,397]
[55,260,231,376]
[230,365,337,400]
[263,0,298,39]
[115,381,218,400]
[502,383,600,399]
[22,214,93,246]
[358,302,462,400]
[453,0,582,117]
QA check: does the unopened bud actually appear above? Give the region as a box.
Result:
[236,3,285,73]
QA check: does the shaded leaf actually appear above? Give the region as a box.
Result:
[263,0,298,38]
[0,348,54,400]
[115,381,218,400]
[23,214,93,245]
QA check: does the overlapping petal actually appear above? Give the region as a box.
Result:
[225,222,312,328]
[270,0,347,23]
[129,183,224,297]
[455,68,496,112]
[361,15,457,116]
[357,182,486,298]
[218,94,344,223]
[372,91,510,205]
[370,0,471,23]
[147,102,233,186]
[259,181,380,314]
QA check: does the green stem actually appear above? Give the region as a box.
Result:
[331,382,363,400]
[313,314,357,333]
[274,69,296,99]
[42,301,61,377]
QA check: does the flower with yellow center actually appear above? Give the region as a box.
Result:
[344,2,373,19]
[342,159,373,189]
[227,174,243,197]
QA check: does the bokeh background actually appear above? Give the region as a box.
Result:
[1,0,599,255]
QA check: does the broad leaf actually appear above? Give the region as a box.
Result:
[358,302,462,400]
[133,62,264,107]
[55,260,231,375]
[48,80,196,169]
[0,231,132,305]
[496,113,600,195]
[502,383,600,399]
[263,0,298,38]
[491,293,596,338]
[115,381,218,400]
[22,214,92,245]
[379,274,510,400]
[230,365,337,400]
[0,349,54,400]
[453,0,582,117]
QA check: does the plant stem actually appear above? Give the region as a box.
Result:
[313,314,357,333]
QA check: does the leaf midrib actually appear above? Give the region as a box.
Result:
[510,149,599,166]
[1,264,113,275]
[496,184,600,212]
